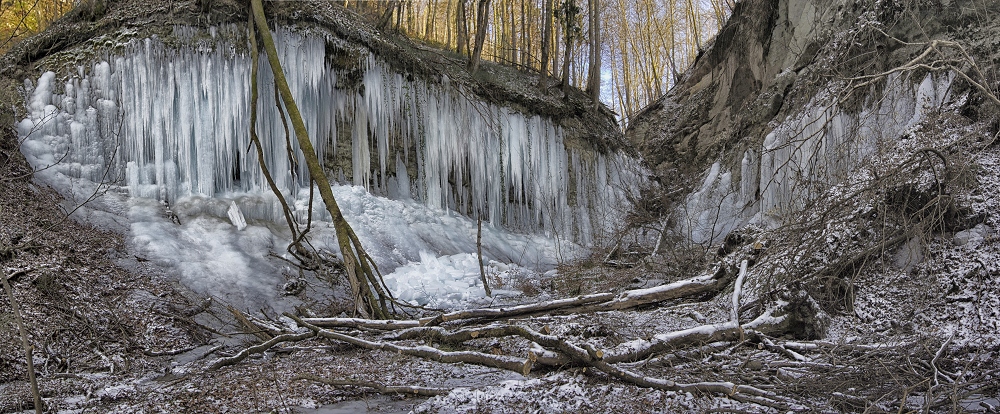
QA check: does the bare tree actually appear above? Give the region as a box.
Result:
[468,0,492,73]
[586,0,601,107]
[455,0,470,55]
[538,0,553,89]
[250,0,392,319]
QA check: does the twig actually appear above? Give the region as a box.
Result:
[477,215,492,297]
[931,334,954,386]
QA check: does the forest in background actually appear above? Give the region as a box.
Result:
[1,0,733,126]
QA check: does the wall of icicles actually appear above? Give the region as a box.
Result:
[17,26,638,246]
[681,72,954,245]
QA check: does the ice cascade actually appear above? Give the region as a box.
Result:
[17,26,637,248]
[680,72,953,244]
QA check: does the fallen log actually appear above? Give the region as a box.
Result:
[302,268,730,329]
[290,315,534,376]
[509,325,808,411]
[602,305,791,364]
[302,292,614,329]
[572,268,730,313]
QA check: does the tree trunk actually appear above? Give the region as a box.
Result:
[2,271,43,414]
[376,0,399,30]
[560,27,572,94]
[538,0,552,90]
[250,0,391,319]
[469,0,491,73]
[586,0,600,108]
[456,0,469,55]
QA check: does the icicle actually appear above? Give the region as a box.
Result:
[15,25,640,248]
[684,71,955,244]
[227,200,247,231]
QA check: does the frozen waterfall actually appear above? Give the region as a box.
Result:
[681,72,954,244]
[16,25,640,307]
[17,26,636,247]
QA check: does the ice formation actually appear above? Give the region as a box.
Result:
[18,26,635,244]
[680,72,954,244]
[16,25,638,307]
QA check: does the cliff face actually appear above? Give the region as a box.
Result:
[629,0,1000,244]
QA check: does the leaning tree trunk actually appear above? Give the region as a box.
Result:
[250,0,391,319]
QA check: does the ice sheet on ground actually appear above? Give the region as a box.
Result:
[69,181,572,310]
[383,251,523,309]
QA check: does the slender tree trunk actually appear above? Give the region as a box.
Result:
[519,0,531,69]
[456,0,469,55]
[560,17,572,93]
[477,216,492,297]
[469,0,491,73]
[446,0,454,49]
[538,0,552,90]
[377,0,399,30]
[685,0,701,51]
[586,0,600,107]
[250,0,390,319]
[2,272,42,414]
[553,12,561,87]
[425,0,436,41]
[407,0,415,33]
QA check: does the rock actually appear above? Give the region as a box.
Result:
[894,237,924,272]
[954,224,993,247]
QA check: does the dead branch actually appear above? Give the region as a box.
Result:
[509,325,807,411]
[571,267,731,313]
[385,323,528,343]
[294,373,451,396]
[227,306,273,342]
[143,346,199,357]
[290,315,534,376]
[209,331,317,371]
[299,317,423,330]
[2,268,43,414]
